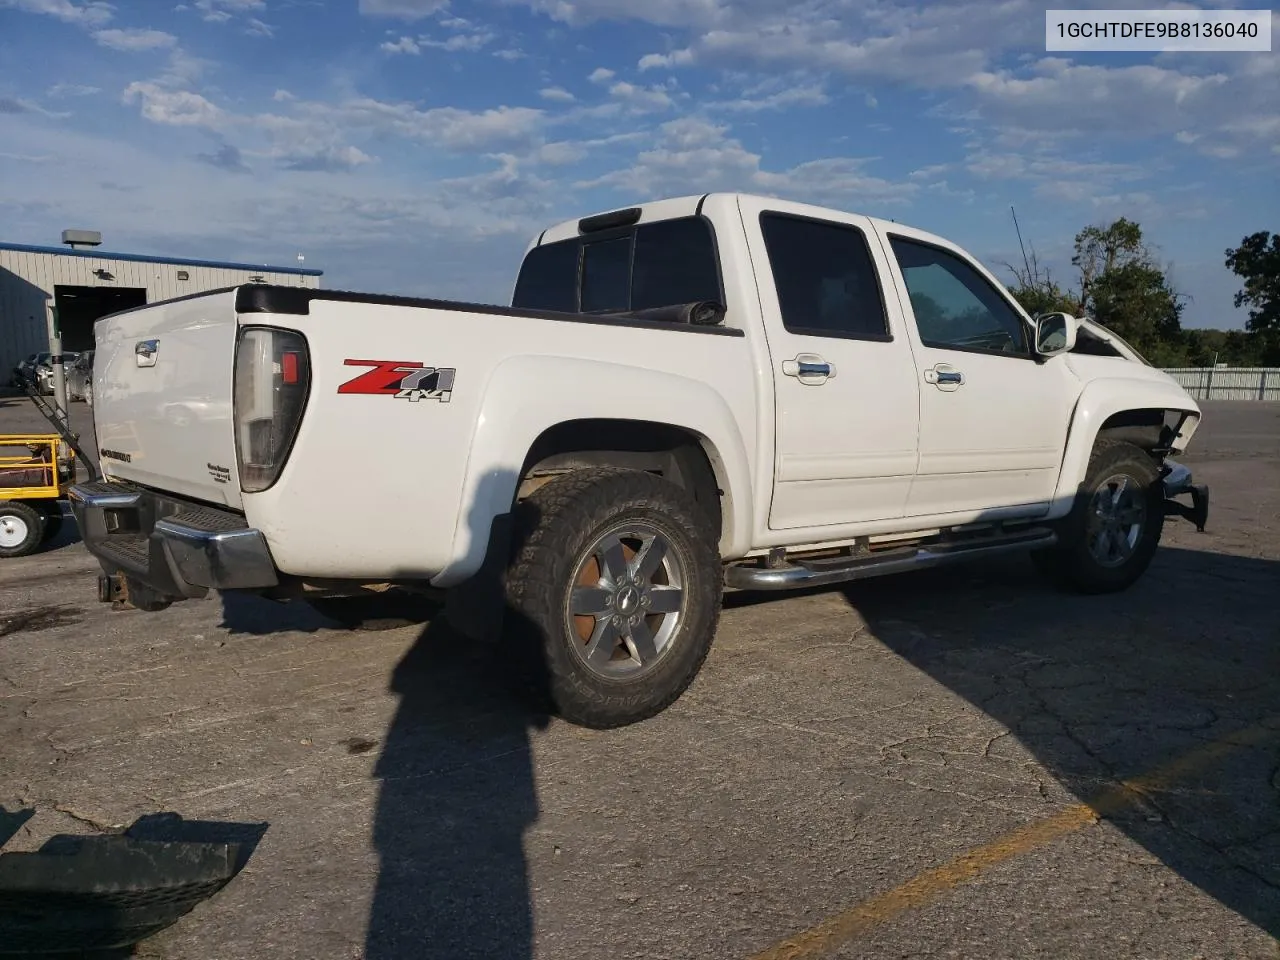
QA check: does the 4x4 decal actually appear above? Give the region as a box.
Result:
[338,359,456,403]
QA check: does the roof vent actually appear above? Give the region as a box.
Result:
[61,229,102,249]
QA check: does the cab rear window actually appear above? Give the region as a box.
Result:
[512,216,723,314]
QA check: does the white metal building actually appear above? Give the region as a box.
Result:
[0,239,322,375]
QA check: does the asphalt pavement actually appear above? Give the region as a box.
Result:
[1,397,1277,959]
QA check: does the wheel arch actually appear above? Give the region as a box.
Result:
[1047,377,1201,521]
[517,419,725,537]
[429,355,754,588]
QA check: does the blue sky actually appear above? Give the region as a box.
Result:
[1,0,1276,329]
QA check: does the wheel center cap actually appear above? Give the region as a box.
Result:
[615,585,641,616]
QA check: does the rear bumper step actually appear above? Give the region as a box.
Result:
[725,527,1058,591]
[69,481,278,600]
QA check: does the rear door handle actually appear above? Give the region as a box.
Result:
[924,363,963,391]
[782,354,835,385]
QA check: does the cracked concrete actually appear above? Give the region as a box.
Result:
[1,400,1278,959]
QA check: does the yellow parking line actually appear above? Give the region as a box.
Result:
[748,720,1280,960]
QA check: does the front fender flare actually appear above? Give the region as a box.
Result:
[1047,376,1201,520]
[430,355,754,588]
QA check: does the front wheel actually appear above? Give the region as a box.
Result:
[1033,439,1164,594]
[504,468,723,729]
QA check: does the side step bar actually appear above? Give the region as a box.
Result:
[724,527,1058,591]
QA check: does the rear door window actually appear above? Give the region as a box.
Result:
[631,218,722,310]
[759,213,890,340]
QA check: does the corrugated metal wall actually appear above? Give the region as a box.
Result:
[1162,367,1280,401]
[0,249,320,374]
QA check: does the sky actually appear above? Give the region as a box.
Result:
[0,0,1276,329]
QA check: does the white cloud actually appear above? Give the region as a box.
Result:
[277,144,375,172]
[492,48,525,60]
[638,48,694,71]
[0,113,558,304]
[0,95,71,118]
[539,87,576,103]
[0,0,113,27]
[708,84,828,112]
[189,0,265,24]
[608,81,674,113]
[519,0,723,28]
[588,67,614,84]
[92,28,177,51]
[908,163,950,181]
[47,83,101,97]
[381,35,420,54]
[419,29,495,51]
[123,82,223,126]
[578,115,916,208]
[245,17,273,37]
[1201,145,1241,159]
[357,0,448,18]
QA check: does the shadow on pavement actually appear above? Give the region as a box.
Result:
[366,471,552,960]
[800,544,1280,935]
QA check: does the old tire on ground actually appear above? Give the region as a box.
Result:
[1032,439,1164,594]
[0,501,42,558]
[504,467,723,729]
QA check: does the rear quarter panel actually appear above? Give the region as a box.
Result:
[241,299,758,582]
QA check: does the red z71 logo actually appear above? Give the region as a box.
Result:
[338,360,456,403]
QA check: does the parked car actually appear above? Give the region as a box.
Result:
[28,352,79,396]
[70,192,1209,729]
[67,350,94,405]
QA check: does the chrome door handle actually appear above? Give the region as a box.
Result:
[782,354,835,385]
[924,363,963,390]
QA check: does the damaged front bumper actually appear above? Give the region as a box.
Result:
[1161,459,1209,532]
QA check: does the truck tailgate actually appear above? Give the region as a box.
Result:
[93,289,242,508]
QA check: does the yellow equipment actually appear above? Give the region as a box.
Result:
[0,434,76,558]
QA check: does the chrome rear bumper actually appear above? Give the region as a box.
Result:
[69,480,278,599]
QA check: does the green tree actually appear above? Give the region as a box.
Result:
[1001,248,1082,318]
[1184,328,1268,367]
[1224,232,1280,365]
[1225,231,1280,334]
[1070,217,1187,364]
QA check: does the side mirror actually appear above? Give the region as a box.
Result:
[1034,312,1077,357]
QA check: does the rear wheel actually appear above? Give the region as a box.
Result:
[1033,439,1164,594]
[0,502,42,558]
[504,468,722,729]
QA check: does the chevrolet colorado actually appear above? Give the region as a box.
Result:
[70,192,1208,728]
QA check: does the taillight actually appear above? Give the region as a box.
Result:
[233,326,310,493]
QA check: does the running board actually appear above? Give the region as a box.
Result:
[724,527,1058,591]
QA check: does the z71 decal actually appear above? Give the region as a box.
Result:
[338,359,456,403]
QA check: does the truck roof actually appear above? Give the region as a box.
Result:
[532,192,933,249]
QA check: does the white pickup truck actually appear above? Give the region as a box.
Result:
[70,192,1209,728]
